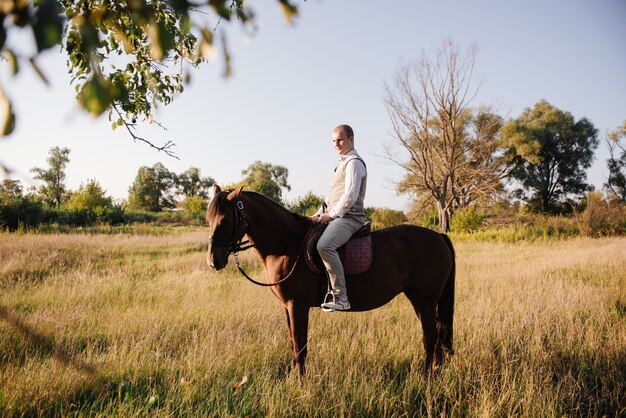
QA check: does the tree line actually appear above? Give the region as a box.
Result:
[0,147,411,231]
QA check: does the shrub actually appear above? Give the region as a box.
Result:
[155,210,205,225]
[63,180,122,225]
[578,192,626,237]
[123,209,158,224]
[180,195,208,214]
[450,207,486,233]
[367,207,407,230]
[0,193,45,231]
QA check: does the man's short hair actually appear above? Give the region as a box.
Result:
[335,124,354,139]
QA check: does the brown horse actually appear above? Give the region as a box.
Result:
[205,185,455,380]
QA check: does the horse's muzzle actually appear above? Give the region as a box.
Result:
[207,248,228,271]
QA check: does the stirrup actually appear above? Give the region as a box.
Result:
[321,290,336,312]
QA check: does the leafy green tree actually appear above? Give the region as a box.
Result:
[0,179,23,195]
[176,167,214,199]
[65,179,122,224]
[289,191,323,216]
[605,121,626,202]
[501,100,599,212]
[127,162,176,211]
[66,179,113,212]
[0,0,300,153]
[30,146,71,207]
[240,161,291,204]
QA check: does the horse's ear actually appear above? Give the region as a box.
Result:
[227,186,244,201]
[210,184,221,200]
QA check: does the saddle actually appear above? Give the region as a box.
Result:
[304,221,373,276]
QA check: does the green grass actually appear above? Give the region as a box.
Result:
[0,233,624,417]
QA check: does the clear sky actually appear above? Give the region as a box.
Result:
[1,0,625,211]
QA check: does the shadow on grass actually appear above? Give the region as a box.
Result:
[0,304,97,375]
[0,304,114,416]
[0,303,264,416]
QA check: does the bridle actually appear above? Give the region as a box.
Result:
[207,196,309,287]
[207,200,254,254]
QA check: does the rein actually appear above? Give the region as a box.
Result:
[233,237,308,287]
[209,197,311,287]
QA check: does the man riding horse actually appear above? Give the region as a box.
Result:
[205,125,455,379]
[310,124,367,312]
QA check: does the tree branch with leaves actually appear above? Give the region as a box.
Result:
[0,0,302,158]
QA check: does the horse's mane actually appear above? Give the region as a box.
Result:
[243,190,312,228]
[217,190,312,228]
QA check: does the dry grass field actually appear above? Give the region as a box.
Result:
[0,230,624,417]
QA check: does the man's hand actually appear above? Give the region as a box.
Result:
[310,213,334,224]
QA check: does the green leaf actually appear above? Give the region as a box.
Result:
[235,4,254,23]
[180,15,192,34]
[278,0,298,24]
[33,0,64,52]
[199,27,214,59]
[77,76,114,117]
[6,49,19,75]
[168,0,190,13]
[209,0,233,20]
[148,21,175,61]
[77,19,100,55]
[0,22,6,50]
[0,88,15,136]
[222,34,232,77]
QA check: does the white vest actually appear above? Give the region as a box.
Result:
[328,152,367,217]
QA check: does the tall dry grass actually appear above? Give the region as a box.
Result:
[0,231,624,417]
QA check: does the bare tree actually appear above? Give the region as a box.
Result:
[384,39,505,232]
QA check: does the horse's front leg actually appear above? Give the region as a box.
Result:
[286,301,310,382]
[284,307,296,370]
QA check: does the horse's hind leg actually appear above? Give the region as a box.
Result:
[405,291,438,375]
[419,304,439,375]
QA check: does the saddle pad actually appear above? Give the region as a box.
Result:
[304,224,373,276]
[342,234,373,275]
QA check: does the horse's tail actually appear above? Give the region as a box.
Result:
[438,234,455,354]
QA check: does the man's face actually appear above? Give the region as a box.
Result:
[332,128,354,156]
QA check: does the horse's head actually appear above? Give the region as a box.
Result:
[205,184,246,270]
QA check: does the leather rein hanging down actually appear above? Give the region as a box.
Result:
[208,199,308,287]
